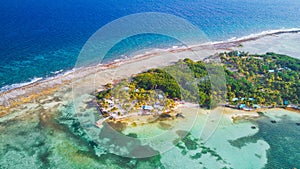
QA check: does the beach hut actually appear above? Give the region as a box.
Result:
[253,104,261,109]
[141,105,153,115]
[232,98,239,102]
[142,105,153,111]
[238,104,246,109]
[268,70,275,73]
[249,98,255,101]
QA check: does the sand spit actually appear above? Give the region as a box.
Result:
[1,29,300,119]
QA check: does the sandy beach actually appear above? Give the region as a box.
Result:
[1,29,300,120]
[3,0,300,168]
[0,29,299,169]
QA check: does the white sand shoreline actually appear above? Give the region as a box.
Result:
[2,28,300,94]
[1,28,300,118]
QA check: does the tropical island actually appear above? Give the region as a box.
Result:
[1,32,300,169]
[95,51,300,128]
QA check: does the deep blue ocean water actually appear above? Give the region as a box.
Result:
[1,0,300,90]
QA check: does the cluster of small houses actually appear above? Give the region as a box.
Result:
[227,97,299,111]
[268,66,291,73]
[96,94,184,128]
[231,51,292,73]
[226,97,260,111]
[99,93,172,118]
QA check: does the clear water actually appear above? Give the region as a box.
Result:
[1,0,300,90]
[1,98,299,168]
[1,1,300,168]
[253,111,300,168]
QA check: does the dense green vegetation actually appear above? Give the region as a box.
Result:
[97,51,300,109]
[222,51,300,106]
[132,69,182,99]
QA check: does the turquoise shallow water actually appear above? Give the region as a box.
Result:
[1,1,300,168]
[253,110,300,168]
[0,90,299,169]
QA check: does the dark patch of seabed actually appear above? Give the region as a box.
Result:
[57,102,166,168]
[228,113,300,169]
[173,130,232,168]
[0,102,165,169]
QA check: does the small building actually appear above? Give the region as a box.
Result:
[278,68,284,71]
[158,94,164,100]
[253,104,261,109]
[142,105,153,111]
[141,105,153,115]
[268,70,275,73]
[232,98,239,102]
[243,107,255,111]
[249,98,255,101]
[111,113,118,118]
[238,104,246,109]
[123,87,130,91]
[287,105,299,109]
[240,98,245,101]
[284,100,289,105]
[106,99,114,107]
